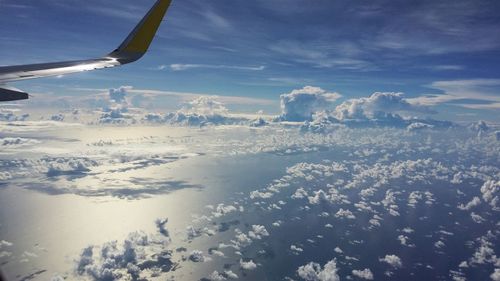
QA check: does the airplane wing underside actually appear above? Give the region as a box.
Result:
[0,0,171,102]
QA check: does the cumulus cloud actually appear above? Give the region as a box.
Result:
[458,197,481,211]
[292,187,308,199]
[50,113,65,122]
[144,96,246,126]
[98,107,136,125]
[480,180,499,210]
[155,218,170,238]
[334,208,356,219]
[491,269,500,281]
[109,86,132,104]
[291,244,304,254]
[189,250,206,262]
[239,259,257,270]
[0,108,29,121]
[248,225,269,240]
[208,271,227,281]
[470,212,486,223]
[334,92,432,121]
[277,86,342,122]
[0,137,40,147]
[379,254,403,268]
[207,269,239,280]
[45,158,96,177]
[407,122,434,132]
[233,230,252,248]
[213,204,239,217]
[76,230,175,281]
[469,232,498,266]
[297,259,340,281]
[0,240,13,248]
[291,90,453,131]
[352,268,374,280]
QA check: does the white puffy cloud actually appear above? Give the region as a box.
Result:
[208,271,227,281]
[208,270,239,281]
[98,107,137,125]
[109,86,132,104]
[248,225,269,240]
[434,240,446,249]
[334,208,356,219]
[144,96,246,126]
[277,86,342,121]
[469,232,498,265]
[189,250,206,262]
[239,259,257,270]
[379,254,403,268]
[0,251,12,258]
[297,91,453,132]
[398,235,414,247]
[76,230,174,281]
[292,187,308,199]
[491,269,500,281]
[224,270,238,279]
[352,268,374,280]
[334,92,433,120]
[0,108,29,121]
[471,212,486,223]
[155,218,170,238]
[291,245,304,254]
[209,249,225,257]
[308,188,348,205]
[458,197,482,211]
[213,204,239,217]
[250,190,274,199]
[233,230,252,248]
[297,259,340,281]
[0,240,13,248]
[480,180,499,210]
[50,113,65,122]
[407,122,434,132]
[46,158,95,177]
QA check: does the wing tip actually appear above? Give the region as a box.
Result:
[110,0,172,64]
[0,87,29,102]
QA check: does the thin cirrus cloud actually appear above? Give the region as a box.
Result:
[408,79,500,109]
[167,64,266,71]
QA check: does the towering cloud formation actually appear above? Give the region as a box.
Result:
[109,86,131,104]
[277,86,342,121]
[276,87,451,130]
[145,96,246,126]
[333,92,432,120]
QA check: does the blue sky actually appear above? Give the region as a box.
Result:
[0,0,499,121]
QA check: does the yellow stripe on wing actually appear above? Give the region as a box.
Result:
[122,0,172,53]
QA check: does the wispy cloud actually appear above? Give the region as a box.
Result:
[203,9,232,31]
[169,64,266,71]
[409,79,500,109]
[126,88,275,106]
[268,40,376,71]
[458,103,500,110]
[267,77,315,86]
[430,65,464,71]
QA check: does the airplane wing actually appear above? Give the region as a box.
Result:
[0,0,172,102]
